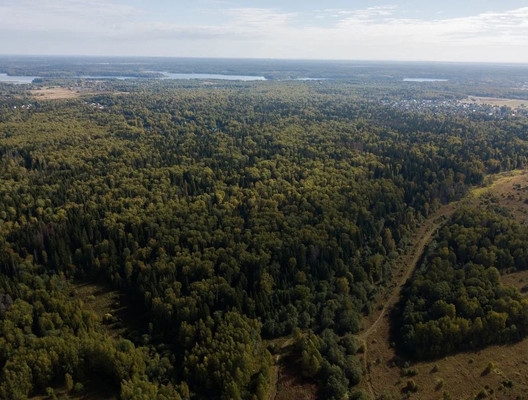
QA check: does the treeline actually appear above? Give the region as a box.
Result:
[1,80,528,398]
[398,206,528,359]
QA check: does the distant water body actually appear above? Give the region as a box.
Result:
[0,72,266,83]
[160,72,266,81]
[81,75,137,80]
[403,78,448,82]
[83,72,267,81]
[295,77,328,81]
[0,73,38,84]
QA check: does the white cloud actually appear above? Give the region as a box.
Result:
[219,8,295,38]
[0,2,527,62]
[443,7,528,44]
[0,0,142,34]
[333,6,528,44]
[345,6,397,20]
[203,6,528,61]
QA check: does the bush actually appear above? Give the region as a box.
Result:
[343,355,363,386]
[482,361,495,375]
[475,388,488,399]
[401,367,417,377]
[73,382,84,394]
[350,388,371,400]
[45,387,57,400]
[403,379,418,393]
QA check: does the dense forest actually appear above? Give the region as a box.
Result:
[397,205,528,359]
[0,64,528,399]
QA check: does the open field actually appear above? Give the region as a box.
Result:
[30,87,84,100]
[477,170,528,222]
[29,86,127,100]
[356,170,528,400]
[462,96,527,109]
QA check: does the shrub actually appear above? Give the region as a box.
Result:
[482,361,495,375]
[349,388,371,400]
[401,367,417,377]
[403,379,418,393]
[73,382,84,394]
[475,388,488,399]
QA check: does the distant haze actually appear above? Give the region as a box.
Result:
[1,0,527,63]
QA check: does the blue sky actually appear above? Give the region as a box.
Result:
[1,0,527,62]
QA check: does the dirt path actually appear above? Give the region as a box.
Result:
[266,341,291,400]
[267,361,280,400]
[357,203,458,398]
[358,204,456,342]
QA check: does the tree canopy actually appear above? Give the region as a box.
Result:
[0,73,527,398]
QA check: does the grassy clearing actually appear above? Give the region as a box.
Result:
[266,337,319,400]
[462,96,528,109]
[29,86,127,100]
[501,270,528,297]
[74,281,148,340]
[274,369,318,400]
[30,87,83,100]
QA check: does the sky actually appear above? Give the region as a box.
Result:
[1,0,527,63]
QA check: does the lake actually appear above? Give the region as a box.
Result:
[160,72,266,81]
[403,78,448,82]
[81,75,138,80]
[0,73,39,84]
[1,72,266,83]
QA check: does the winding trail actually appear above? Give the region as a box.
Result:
[357,203,458,398]
[358,205,456,341]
